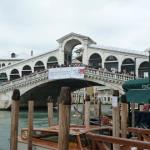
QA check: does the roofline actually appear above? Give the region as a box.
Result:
[0,59,23,61]
[57,32,96,44]
[0,49,58,71]
[89,46,148,59]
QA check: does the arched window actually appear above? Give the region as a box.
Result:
[10,69,20,81]
[121,58,135,74]
[64,39,82,66]
[34,61,45,72]
[22,65,32,76]
[138,61,149,78]
[88,53,102,69]
[11,53,16,58]
[47,56,58,68]
[0,73,8,83]
[104,55,118,72]
[2,63,5,67]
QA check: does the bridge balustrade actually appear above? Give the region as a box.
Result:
[0,67,134,93]
[85,68,134,84]
[0,70,48,92]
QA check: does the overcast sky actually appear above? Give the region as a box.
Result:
[0,0,150,58]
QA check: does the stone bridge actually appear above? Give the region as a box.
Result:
[0,67,134,109]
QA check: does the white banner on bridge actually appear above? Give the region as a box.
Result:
[48,67,85,80]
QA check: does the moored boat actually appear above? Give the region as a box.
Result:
[18,124,101,150]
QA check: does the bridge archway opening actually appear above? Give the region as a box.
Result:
[104,55,118,72]
[0,73,8,83]
[20,78,101,108]
[121,58,135,75]
[10,69,20,81]
[2,63,5,67]
[138,61,149,78]
[34,61,45,72]
[88,53,102,69]
[22,65,32,77]
[47,56,58,68]
[72,45,83,65]
[64,39,82,66]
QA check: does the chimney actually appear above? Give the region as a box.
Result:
[31,50,33,57]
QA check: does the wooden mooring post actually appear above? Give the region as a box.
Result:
[120,95,128,138]
[10,89,20,150]
[58,87,71,150]
[84,95,90,127]
[112,90,120,150]
[131,103,135,128]
[28,95,34,150]
[47,96,53,126]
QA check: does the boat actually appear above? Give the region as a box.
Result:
[18,124,101,150]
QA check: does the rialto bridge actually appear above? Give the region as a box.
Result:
[0,32,149,109]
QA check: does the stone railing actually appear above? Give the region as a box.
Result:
[0,70,48,92]
[85,68,134,85]
[0,67,134,93]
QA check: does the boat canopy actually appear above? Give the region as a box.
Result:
[122,78,150,103]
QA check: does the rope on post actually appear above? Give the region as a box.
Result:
[10,89,20,150]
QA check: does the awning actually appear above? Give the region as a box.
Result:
[126,89,150,103]
[122,78,149,92]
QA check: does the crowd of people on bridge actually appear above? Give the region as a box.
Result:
[46,63,135,77]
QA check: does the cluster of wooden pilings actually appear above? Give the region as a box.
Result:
[10,87,93,150]
[10,87,150,150]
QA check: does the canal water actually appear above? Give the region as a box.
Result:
[0,104,111,150]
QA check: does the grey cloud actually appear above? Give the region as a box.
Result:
[0,0,150,57]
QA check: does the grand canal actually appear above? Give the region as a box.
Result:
[0,104,111,150]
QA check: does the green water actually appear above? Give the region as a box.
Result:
[0,110,83,150]
[0,104,111,150]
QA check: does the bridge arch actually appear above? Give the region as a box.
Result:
[88,53,102,69]
[121,58,135,75]
[22,65,32,77]
[47,56,58,68]
[138,61,149,78]
[104,55,118,72]
[2,63,5,67]
[63,38,83,66]
[10,69,20,81]
[34,61,45,72]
